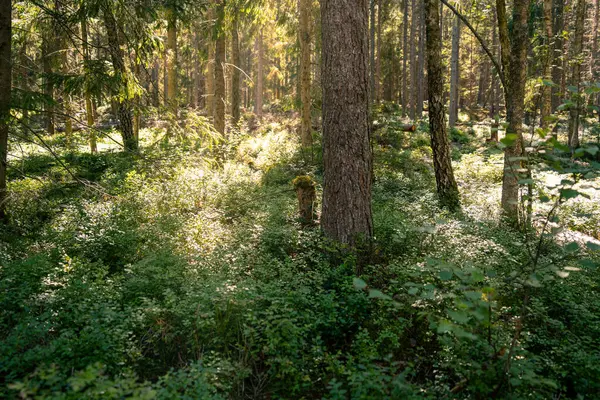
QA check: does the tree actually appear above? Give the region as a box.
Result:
[567,0,586,150]
[214,0,226,135]
[166,7,178,117]
[102,2,137,152]
[540,0,553,128]
[254,29,264,118]
[401,0,409,115]
[321,0,373,245]
[299,0,313,148]
[231,13,241,126]
[81,13,97,153]
[497,0,528,220]
[448,13,460,129]
[0,0,11,221]
[425,0,459,210]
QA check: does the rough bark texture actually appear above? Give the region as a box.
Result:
[497,0,527,221]
[103,5,137,151]
[0,0,11,221]
[594,0,600,121]
[416,7,425,119]
[449,14,460,128]
[166,9,178,117]
[376,0,382,102]
[299,0,313,148]
[567,0,586,150]
[231,16,241,126]
[540,0,553,128]
[321,0,373,245]
[402,0,409,115]
[551,0,564,112]
[81,17,97,153]
[254,31,264,118]
[42,30,55,135]
[409,0,418,119]
[205,7,216,121]
[425,0,460,210]
[214,1,226,135]
[370,0,376,102]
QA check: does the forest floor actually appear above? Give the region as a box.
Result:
[1,108,599,399]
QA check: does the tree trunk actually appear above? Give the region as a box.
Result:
[370,0,376,103]
[254,31,264,118]
[103,4,137,151]
[214,1,226,135]
[205,7,216,121]
[425,0,459,210]
[321,0,373,245]
[0,0,11,221]
[231,16,241,126]
[299,0,313,148]
[42,31,55,135]
[376,0,382,103]
[402,0,409,115]
[416,6,425,119]
[593,0,600,122]
[81,17,97,153]
[497,0,528,221]
[540,0,553,128]
[567,0,586,150]
[409,0,418,119]
[449,14,460,128]
[166,9,178,117]
[551,0,564,112]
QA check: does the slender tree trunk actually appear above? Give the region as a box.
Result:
[416,7,425,118]
[103,5,136,151]
[321,0,373,245]
[299,0,313,148]
[370,0,376,103]
[42,31,55,135]
[567,0,586,149]
[231,16,241,126]
[402,0,409,115]
[59,29,73,149]
[409,0,418,119]
[205,7,216,121]
[551,0,564,112]
[425,0,460,210]
[214,1,226,135]
[593,0,600,122]
[166,9,178,117]
[254,31,264,118]
[540,0,553,128]
[376,0,382,103]
[497,0,528,221]
[449,14,460,128]
[0,0,11,221]
[81,17,97,153]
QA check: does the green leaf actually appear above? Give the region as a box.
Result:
[353,278,367,290]
[439,270,453,281]
[369,289,392,300]
[564,242,580,253]
[408,287,419,295]
[586,242,600,252]
[501,134,518,147]
[579,259,598,269]
[437,319,453,334]
[447,310,470,324]
[560,189,580,200]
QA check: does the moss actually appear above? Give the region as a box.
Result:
[292,175,315,189]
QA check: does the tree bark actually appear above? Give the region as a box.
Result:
[81,16,97,153]
[231,15,241,126]
[0,0,11,221]
[409,0,418,119]
[205,7,216,121]
[370,0,376,103]
[567,0,586,150]
[299,0,313,148]
[497,0,528,221]
[402,0,409,115]
[425,0,460,210]
[214,1,226,135]
[593,0,600,122]
[540,0,553,128]
[416,6,425,119]
[376,0,382,103]
[166,9,178,117]
[551,0,564,112]
[42,30,55,135]
[102,4,137,151]
[449,14,460,128]
[254,30,264,118]
[321,0,373,245]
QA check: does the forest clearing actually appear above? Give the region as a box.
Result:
[0,0,600,398]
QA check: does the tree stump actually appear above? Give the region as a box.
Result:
[292,176,316,225]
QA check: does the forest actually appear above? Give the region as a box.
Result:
[0,0,599,398]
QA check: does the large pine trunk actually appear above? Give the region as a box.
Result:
[103,5,137,151]
[593,0,600,122]
[409,0,418,119]
[402,0,409,115]
[448,14,460,128]
[567,0,586,149]
[81,17,97,153]
[299,0,313,148]
[425,0,459,210]
[551,0,564,112]
[0,0,11,221]
[42,30,55,135]
[540,0,553,128]
[205,6,216,121]
[321,0,373,245]
[254,31,264,118]
[416,7,425,119]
